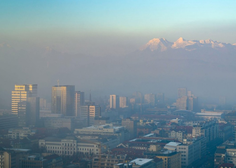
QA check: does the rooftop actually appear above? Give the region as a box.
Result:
[130,158,153,166]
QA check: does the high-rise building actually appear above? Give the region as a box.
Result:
[187,96,198,111]
[18,101,28,127]
[11,84,37,114]
[110,95,119,109]
[119,97,128,108]
[144,93,156,106]
[75,91,84,117]
[18,97,39,127]
[89,105,101,125]
[27,97,39,126]
[178,88,187,98]
[51,85,75,116]
[176,96,188,110]
[79,105,101,126]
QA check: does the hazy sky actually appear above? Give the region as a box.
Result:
[1,0,236,55]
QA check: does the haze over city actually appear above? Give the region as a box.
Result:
[1,1,236,168]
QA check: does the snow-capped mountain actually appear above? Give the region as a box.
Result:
[141,37,236,51]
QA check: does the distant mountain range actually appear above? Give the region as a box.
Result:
[1,37,236,106]
[140,37,236,52]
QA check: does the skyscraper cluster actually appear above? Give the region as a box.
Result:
[176,88,198,111]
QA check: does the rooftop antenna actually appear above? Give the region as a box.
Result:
[57,80,59,87]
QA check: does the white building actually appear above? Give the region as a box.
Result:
[39,136,102,156]
[74,124,125,143]
[119,97,128,108]
[110,95,119,109]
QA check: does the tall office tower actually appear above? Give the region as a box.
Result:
[176,96,188,110]
[144,93,156,105]
[110,95,119,109]
[27,97,39,126]
[89,105,101,125]
[75,91,85,117]
[11,84,37,114]
[51,85,75,116]
[187,96,198,111]
[80,105,100,126]
[18,101,28,127]
[178,88,187,98]
[18,97,40,127]
[119,97,128,108]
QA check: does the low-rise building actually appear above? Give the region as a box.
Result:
[92,154,126,168]
[43,117,74,130]
[114,158,160,168]
[20,154,63,168]
[39,136,110,156]
[74,124,125,143]
[8,127,36,139]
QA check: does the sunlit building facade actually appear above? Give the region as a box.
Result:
[11,84,37,114]
[75,91,85,117]
[110,95,119,109]
[119,96,128,108]
[51,85,75,116]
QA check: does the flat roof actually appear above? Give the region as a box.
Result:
[165,142,181,147]
[130,158,153,165]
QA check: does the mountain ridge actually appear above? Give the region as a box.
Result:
[141,37,236,52]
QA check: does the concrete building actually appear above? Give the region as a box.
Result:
[89,105,101,125]
[0,150,17,168]
[110,95,119,109]
[192,120,219,142]
[187,96,198,111]
[78,105,101,126]
[92,154,126,168]
[20,154,63,168]
[74,124,125,143]
[122,118,137,139]
[176,139,201,168]
[39,136,104,156]
[120,97,128,108]
[0,114,18,129]
[155,150,181,168]
[226,148,236,166]
[27,97,40,126]
[51,85,75,116]
[176,96,188,110]
[75,91,85,117]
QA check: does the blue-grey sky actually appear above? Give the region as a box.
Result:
[1,0,236,55]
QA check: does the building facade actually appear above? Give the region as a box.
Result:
[51,85,75,116]
[110,95,119,109]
